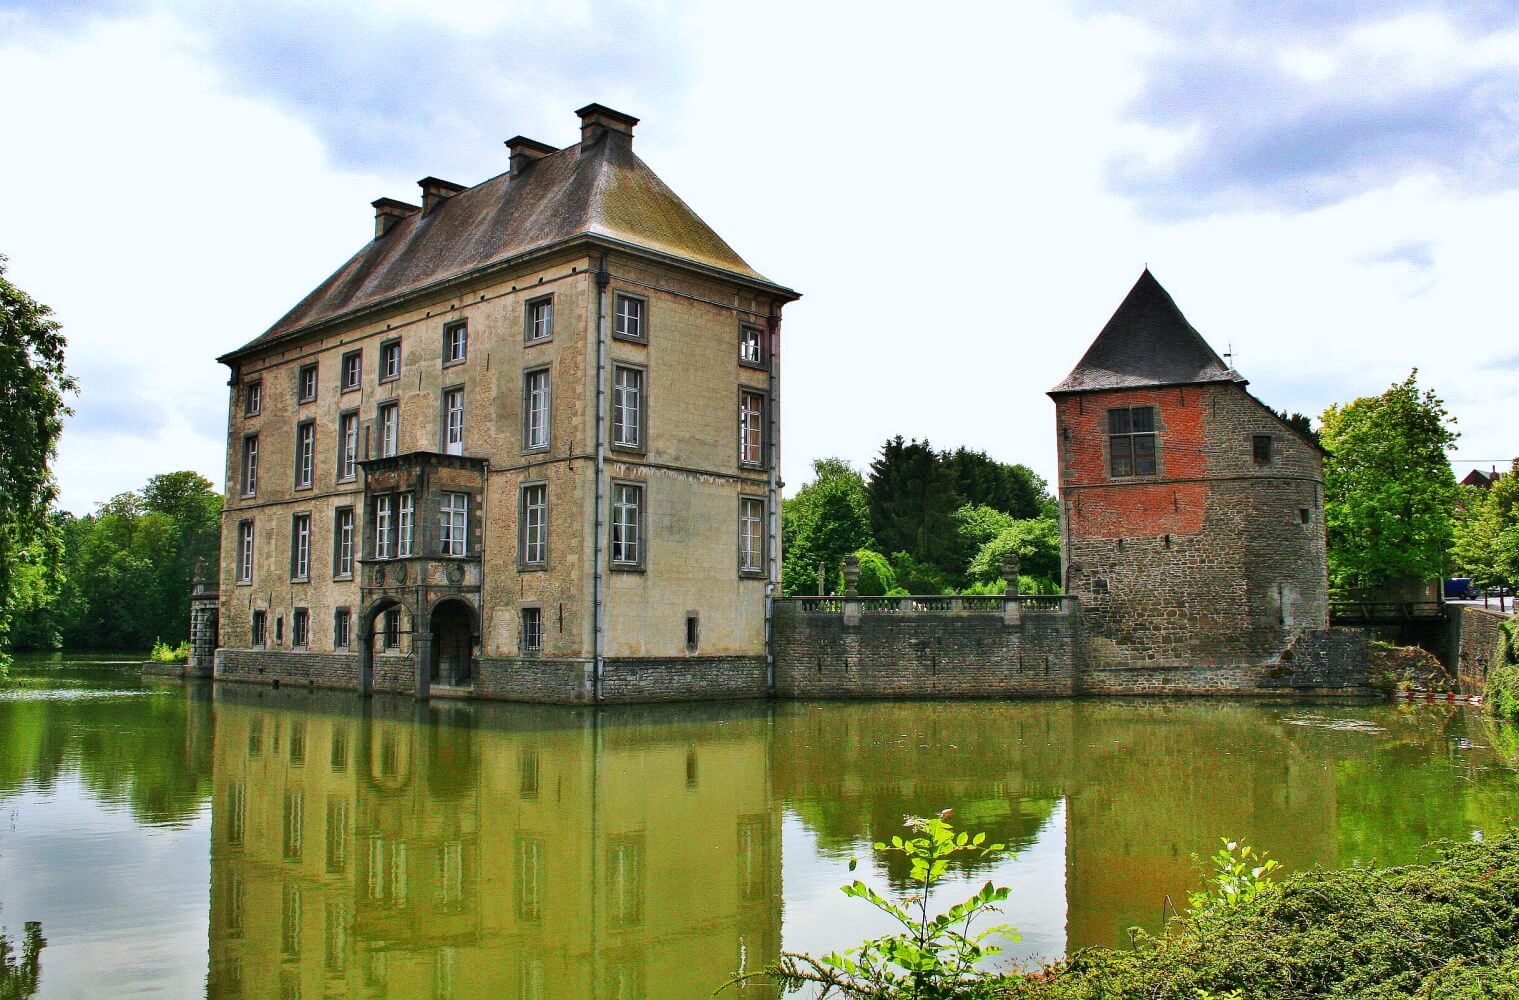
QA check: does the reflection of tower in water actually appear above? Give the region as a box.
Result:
[205,689,781,999]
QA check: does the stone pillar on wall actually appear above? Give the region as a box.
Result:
[1003,552,1023,626]
[188,573,220,678]
[842,554,861,626]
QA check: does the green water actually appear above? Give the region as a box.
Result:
[1,658,1518,998]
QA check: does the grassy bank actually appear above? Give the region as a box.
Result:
[1001,833,1519,999]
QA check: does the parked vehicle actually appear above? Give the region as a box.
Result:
[1444,578,1475,599]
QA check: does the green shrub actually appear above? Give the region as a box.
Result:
[836,549,897,597]
[1488,619,1519,721]
[148,638,190,664]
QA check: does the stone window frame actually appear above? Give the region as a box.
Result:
[738,388,768,470]
[439,491,469,558]
[240,433,259,497]
[336,410,360,483]
[292,606,310,650]
[294,420,316,491]
[398,492,416,557]
[519,604,544,654]
[377,401,400,458]
[684,612,700,653]
[442,319,468,368]
[1106,405,1159,479]
[521,366,552,454]
[609,478,646,571]
[290,511,313,582]
[333,607,352,650]
[332,506,356,580]
[297,362,319,405]
[612,291,648,344]
[236,518,255,585]
[524,294,554,345]
[609,361,647,455]
[440,384,466,456]
[373,493,395,560]
[1253,434,1273,465]
[737,494,766,578]
[251,609,267,648]
[378,338,403,383]
[244,379,263,417]
[738,323,767,369]
[340,350,363,393]
[518,480,549,571]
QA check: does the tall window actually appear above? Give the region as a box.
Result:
[293,608,309,648]
[298,363,318,403]
[374,495,394,559]
[334,508,354,578]
[338,413,359,481]
[739,325,765,366]
[295,421,315,489]
[739,390,765,467]
[521,484,547,567]
[1108,406,1157,477]
[610,482,643,567]
[520,607,542,652]
[443,388,465,455]
[380,340,401,382]
[244,380,262,416]
[237,520,254,583]
[398,493,415,557]
[526,297,553,343]
[444,321,467,365]
[739,497,764,574]
[291,513,311,580]
[440,493,468,557]
[614,294,645,342]
[382,609,401,650]
[1253,434,1273,464]
[611,365,643,449]
[334,609,351,650]
[524,370,550,450]
[341,350,362,391]
[379,402,399,458]
[241,436,259,496]
[252,611,267,647]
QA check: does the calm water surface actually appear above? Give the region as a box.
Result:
[2,656,1518,998]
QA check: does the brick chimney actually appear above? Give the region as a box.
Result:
[505,136,559,177]
[575,103,638,152]
[418,176,466,213]
[371,197,420,239]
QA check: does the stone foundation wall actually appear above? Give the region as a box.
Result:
[601,656,768,703]
[772,606,1079,698]
[1456,606,1511,695]
[214,647,413,694]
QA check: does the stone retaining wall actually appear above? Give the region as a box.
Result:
[1456,606,1511,695]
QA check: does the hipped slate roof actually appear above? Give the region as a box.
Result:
[1050,269,1245,394]
[225,128,793,360]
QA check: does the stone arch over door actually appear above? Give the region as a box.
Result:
[358,597,412,697]
[428,597,479,688]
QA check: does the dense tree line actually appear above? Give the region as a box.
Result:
[7,472,221,653]
[782,439,1060,596]
[1453,461,1519,596]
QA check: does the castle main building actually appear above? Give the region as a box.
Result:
[213,104,799,703]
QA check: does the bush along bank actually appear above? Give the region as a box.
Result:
[1002,832,1519,1000]
[1487,618,1519,721]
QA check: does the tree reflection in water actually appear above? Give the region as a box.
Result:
[0,922,44,1000]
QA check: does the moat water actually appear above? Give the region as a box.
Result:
[2,656,1518,998]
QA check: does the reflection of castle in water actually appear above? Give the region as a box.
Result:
[206,688,780,999]
[202,689,1514,996]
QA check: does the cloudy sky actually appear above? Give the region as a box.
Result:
[4,0,1517,513]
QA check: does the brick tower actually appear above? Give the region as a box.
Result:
[1050,270,1331,692]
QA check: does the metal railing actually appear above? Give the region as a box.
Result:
[776,595,1076,615]
[1328,600,1447,623]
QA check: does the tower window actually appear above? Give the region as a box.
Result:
[1108,406,1156,477]
[685,614,699,651]
[1253,435,1273,464]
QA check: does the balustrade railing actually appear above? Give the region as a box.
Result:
[777,595,1076,615]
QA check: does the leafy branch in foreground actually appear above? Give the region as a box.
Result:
[721,809,1015,999]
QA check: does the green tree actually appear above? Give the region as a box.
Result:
[1453,461,1519,595]
[943,448,1052,520]
[1275,409,1321,447]
[966,516,1062,590]
[868,437,964,584]
[1319,372,1459,594]
[0,256,76,675]
[835,549,897,596]
[781,458,875,595]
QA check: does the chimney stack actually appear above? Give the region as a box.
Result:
[575,103,638,152]
[505,136,559,177]
[371,197,420,240]
[418,176,466,213]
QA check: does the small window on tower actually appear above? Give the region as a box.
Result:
[1108,406,1157,478]
[1253,435,1273,464]
[1299,507,1310,524]
[685,614,699,652]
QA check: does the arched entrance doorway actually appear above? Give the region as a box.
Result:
[430,600,475,688]
[358,598,405,697]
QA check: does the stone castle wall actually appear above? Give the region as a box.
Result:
[1456,605,1512,696]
